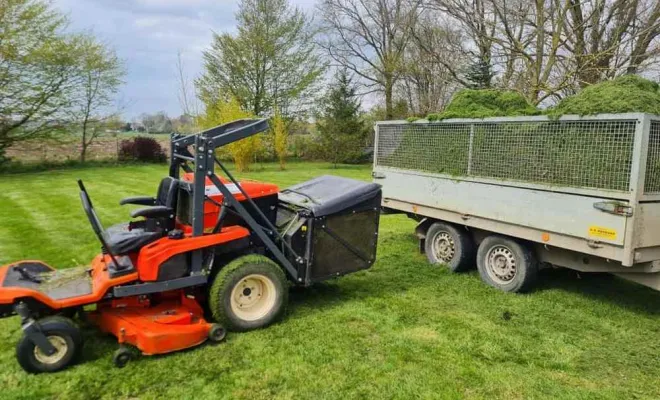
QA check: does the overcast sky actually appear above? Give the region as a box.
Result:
[54,0,316,119]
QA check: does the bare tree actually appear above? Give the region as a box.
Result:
[425,0,498,86]
[399,18,465,115]
[318,0,421,119]
[175,50,200,118]
[566,0,660,86]
[426,0,660,104]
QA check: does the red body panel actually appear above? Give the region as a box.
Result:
[136,225,249,281]
[178,173,278,234]
[0,227,249,306]
[89,291,212,355]
[0,256,138,309]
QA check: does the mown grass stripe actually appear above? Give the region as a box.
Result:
[0,163,657,399]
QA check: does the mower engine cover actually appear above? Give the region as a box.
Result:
[277,176,382,285]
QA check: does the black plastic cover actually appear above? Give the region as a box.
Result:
[279,175,381,217]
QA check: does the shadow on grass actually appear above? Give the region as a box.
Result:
[535,267,660,316]
[286,237,430,314]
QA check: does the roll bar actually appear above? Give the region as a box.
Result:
[169,118,302,282]
[171,119,269,148]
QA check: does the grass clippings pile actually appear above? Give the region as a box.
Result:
[427,89,540,121]
[549,75,660,116]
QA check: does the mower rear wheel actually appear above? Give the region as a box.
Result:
[209,255,288,332]
[16,316,82,373]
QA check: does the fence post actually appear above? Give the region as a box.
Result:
[467,124,475,175]
[372,124,379,170]
[621,113,651,266]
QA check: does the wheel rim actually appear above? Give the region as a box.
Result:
[485,245,517,284]
[33,336,68,365]
[230,274,277,321]
[432,231,455,263]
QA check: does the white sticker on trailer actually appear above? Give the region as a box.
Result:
[205,183,242,196]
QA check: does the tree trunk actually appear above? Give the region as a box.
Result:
[384,76,394,120]
[80,119,88,163]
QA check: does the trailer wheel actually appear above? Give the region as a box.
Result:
[476,236,538,293]
[16,316,82,373]
[424,222,475,272]
[209,255,288,332]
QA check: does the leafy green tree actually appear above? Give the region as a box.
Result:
[316,70,368,167]
[67,35,125,162]
[271,108,288,170]
[197,97,262,172]
[197,0,324,117]
[0,0,88,163]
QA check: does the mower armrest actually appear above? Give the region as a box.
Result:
[119,196,156,206]
[130,206,172,219]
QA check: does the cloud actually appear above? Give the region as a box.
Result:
[53,0,315,118]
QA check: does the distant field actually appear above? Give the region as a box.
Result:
[6,133,171,163]
[0,162,658,399]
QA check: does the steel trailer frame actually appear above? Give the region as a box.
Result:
[373,113,660,290]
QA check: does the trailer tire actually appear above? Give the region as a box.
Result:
[476,236,538,293]
[424,222,475,272]
[209,255,288,332]
[16,316,82,373]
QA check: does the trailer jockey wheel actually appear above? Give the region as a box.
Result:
[16,316,82,373]
[424,222,475,272]
[476,235,538,293]
[209,255,288,332]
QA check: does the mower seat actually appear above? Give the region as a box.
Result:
[117,176,179,234]
[104,226,160,255]
[120,176,178,210]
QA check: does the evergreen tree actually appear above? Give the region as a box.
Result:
[465,59,494,89]
[316,70,368,167]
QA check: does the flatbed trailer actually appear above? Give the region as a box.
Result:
[373,113,660,292]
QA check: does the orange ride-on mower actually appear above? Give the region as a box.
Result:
[0,118,382,373]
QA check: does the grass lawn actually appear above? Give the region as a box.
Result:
[0,161,658,399]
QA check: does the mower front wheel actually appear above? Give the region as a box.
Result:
[113,346,132,368]
[209,255,288,332]
[16,316,82,373]
[207,324,227,344]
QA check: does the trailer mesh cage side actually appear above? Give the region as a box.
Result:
[375,114,660,196]
[645,120,660,194]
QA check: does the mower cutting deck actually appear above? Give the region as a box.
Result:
[0,118,382,373]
